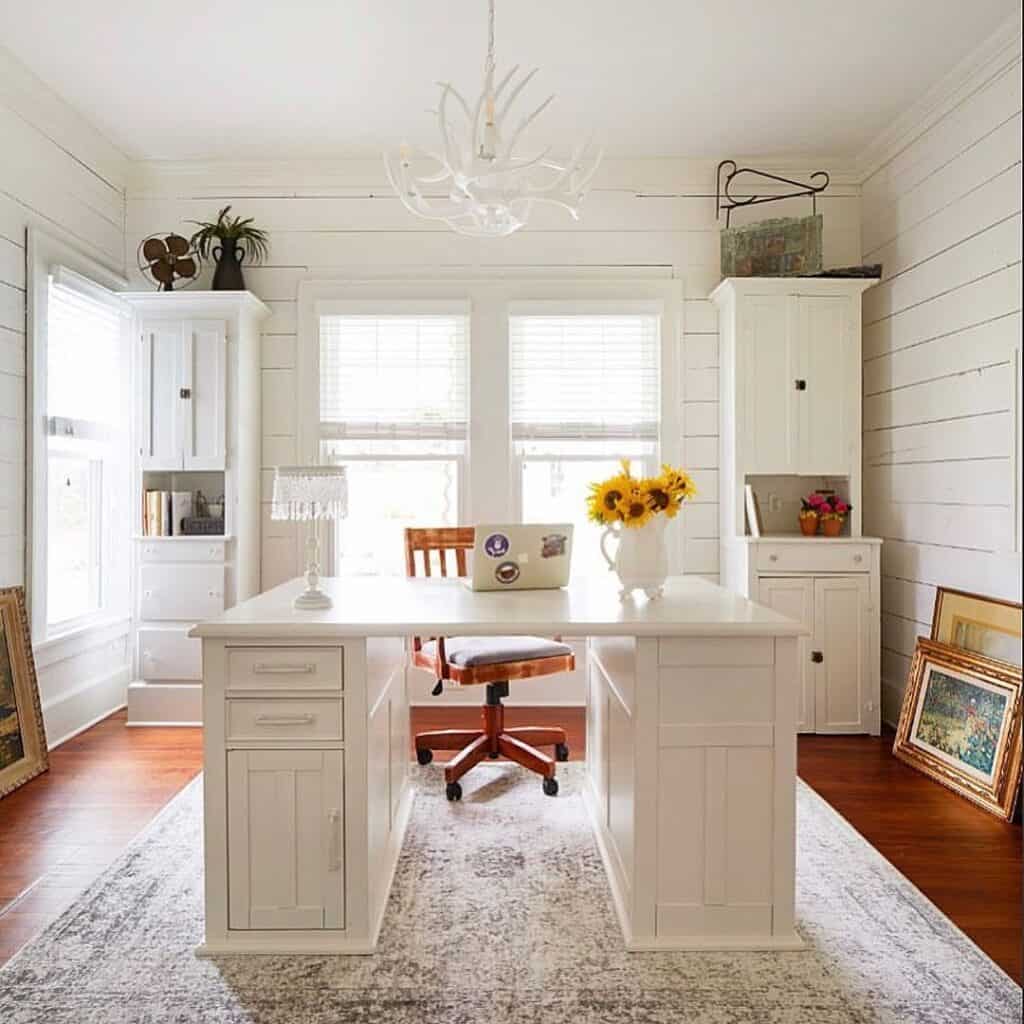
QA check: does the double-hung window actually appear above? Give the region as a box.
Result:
[510,309,660,577]
[39,272,130,634]
[318,307,469,576]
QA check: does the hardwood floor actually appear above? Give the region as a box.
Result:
[798,730,1022,983]
[0,712,202,964]
[0,708,1019,983]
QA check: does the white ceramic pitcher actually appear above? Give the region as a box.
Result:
[600,515,669,600]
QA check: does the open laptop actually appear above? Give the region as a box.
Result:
[467,524,574,591]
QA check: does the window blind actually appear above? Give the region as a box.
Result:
[510,314,659,441]
[47,279,126,434]
[319,314,469,441]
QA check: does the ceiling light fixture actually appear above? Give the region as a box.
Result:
[384,0,602,238]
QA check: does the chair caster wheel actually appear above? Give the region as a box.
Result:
[555,743,570,762]
[445,781,462,802]
[416,748,433,765]
[542,777,559,797]
[488,751,500,759]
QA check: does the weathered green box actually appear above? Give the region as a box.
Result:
[720,214,823,277]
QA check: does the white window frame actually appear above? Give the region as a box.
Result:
[26,229,130,650]
[297,276,682,572]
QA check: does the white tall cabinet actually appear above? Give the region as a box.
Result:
[712,278,881,735]
[126,291,270,725]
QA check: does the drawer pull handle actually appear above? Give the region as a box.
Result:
[853,554,863,564]
[252,662,316,675]
[328,808,342,871]
[254,713,316,726]
[811,650,824,663]
[769,554,778,562]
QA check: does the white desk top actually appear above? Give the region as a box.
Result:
[190,575,806,639]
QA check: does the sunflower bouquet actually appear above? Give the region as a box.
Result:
[587,460,696,528]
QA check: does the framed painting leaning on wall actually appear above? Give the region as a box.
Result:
[894,638,1022,821]
[0,587,49,798]
[931,587,1022,668]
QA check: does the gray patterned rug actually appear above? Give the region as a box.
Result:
[0,764,1019,1023]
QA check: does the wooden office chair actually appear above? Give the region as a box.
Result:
[405,527,575,800]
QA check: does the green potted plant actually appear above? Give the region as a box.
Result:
[188,206,269,291]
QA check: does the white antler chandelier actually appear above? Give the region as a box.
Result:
[384,0,602,238]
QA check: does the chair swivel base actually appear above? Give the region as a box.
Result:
[415,682,569,800]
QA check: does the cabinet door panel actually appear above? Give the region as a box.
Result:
[813,576,869,734]
[758,577,815,732]
[139,322,184,470]
[227,749,344,930]
[740,295,796,473]
[797,296,852,474]
[183,320,227,470]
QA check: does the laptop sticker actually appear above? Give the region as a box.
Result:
[483,533,510,558]
[494,561,521,585]
[541,534,567,558]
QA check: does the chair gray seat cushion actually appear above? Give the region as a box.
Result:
[420,635,571,668]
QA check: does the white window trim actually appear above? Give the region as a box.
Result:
[296,276,683,572]
[26,229,129,645]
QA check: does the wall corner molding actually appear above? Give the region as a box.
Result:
[854,11,1022,183]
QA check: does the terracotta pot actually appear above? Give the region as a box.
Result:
[821,516,843,537]
[799,514,819,536]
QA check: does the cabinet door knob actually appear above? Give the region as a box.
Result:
[769,554,778,562]
[179,387,192,399]
[811,650,824,663]
[794,379,807,391]
[853,554,863,564]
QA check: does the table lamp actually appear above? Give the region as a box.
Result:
[271,465,348,610]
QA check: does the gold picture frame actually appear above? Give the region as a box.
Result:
[931,587,1021,668]
[894,638,1022,821]
[0,587,49,798]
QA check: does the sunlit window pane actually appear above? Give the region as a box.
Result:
[47,451,101,625]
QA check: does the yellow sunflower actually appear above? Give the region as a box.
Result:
[587,474,631,524]
[618,490,654,528]
[660,465,697,501]
[639,477,672,513]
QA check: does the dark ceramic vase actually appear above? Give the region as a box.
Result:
[211,239,247,290]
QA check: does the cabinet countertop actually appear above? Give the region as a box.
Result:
[189,575,807,640]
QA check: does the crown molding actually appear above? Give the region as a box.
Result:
[854,11,1022,183]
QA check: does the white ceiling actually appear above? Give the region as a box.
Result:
[0,1,1016,162]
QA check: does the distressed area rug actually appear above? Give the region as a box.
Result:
[0,765,1019,1023]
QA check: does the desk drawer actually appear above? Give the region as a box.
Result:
[756,543,871,574]
[227,647,343,692]
[227,699,343,742]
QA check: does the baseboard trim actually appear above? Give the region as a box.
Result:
[42,667,130,749]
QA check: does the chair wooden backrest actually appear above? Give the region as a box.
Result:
[404,526,475,580]
[404,527,475,668]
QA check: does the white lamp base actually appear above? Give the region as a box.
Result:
[293,587,333,611]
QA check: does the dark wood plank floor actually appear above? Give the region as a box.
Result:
[1,708,1019,982]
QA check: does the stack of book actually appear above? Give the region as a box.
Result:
[143,490,193,537]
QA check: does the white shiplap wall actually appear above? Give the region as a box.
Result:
[0,46,132,744]
[126,158,862,593]
[859,26,1023,725]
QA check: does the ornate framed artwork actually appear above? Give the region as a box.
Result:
[894,638,1022,820]
[931,587,1022,668]
[0,587,49,798]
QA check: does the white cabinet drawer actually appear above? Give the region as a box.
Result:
[227,647,343,692]
[139,564,225,621]
[756,543,872,574]
[138,539,226,563]
[227,699,343,742]
[138,627,202,680]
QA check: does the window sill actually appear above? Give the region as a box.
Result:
[33,617,131,670]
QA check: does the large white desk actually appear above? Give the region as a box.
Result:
[191,574,805,955]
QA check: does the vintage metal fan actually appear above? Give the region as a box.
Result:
[137,233,200,291]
